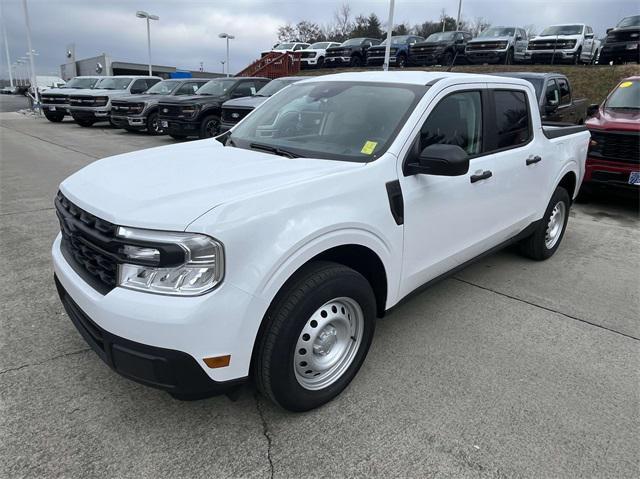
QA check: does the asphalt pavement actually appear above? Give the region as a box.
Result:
[0,94,30,113]
[1,113,638,478]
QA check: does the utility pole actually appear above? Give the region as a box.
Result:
[1,10,14,87]
[456,0,463,31]
[22,0,38,106]
[383,0,395,71]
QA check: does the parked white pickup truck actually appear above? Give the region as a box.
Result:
[53,72,590,411]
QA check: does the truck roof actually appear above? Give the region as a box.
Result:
[300,71,533,87]
[490,72,564,79]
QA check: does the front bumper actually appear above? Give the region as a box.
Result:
[42,104,69,113]
[159,117,200,136]
[324,56,351,66]
[598,43,640,63]
[366,55,397,66]
[219,120,236,132]
[529,49,579,63]
[583,157,639,191]
[69,107,111,121]
[52,234,266,387]
[300,57,319,67]
[465,49,508,63]
[110,114,147,129]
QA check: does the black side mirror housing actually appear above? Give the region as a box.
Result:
[545,103,559,114]
[587,103,600,117]
[606,28,612,34]
[406,144,469,176]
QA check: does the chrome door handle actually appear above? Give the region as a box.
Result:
[526,156,542,165]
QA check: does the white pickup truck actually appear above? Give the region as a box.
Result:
[53,72,590,411]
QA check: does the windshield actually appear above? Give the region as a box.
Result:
[426,32,456,42]
[310,42,330,49]
[540,25,583,36]
[229,81,426,162]
[478,27,515,38]
[63,77,99,89]
[255,78,298,96]
[605,80,640,109]
[145,80,180,95]
[380,35,412,46]
[342,38,365,46]
[617,15,640,28]
[197,79,237,96]
[274,43,295,50]
[96,77,133,90]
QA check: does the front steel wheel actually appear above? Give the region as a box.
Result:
[519,186,570,260]
[294,297,364,390]
[544,201,566,250]
[255,261,376,412]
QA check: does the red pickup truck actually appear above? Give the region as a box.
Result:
[582,77,639,196]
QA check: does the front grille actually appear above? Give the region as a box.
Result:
[111,101,144,114]
[467,41,507,51]
[68,95,97,107]
[326,49,349,57]
[41,94,68,104]
[222,107,252,124]
[411,44,440,54]
[300,51,316,59]
[158,103,184,118]
[367,47,386,55]
[589,130,640,164]
[606,30,640,43]
[528,39,576,50]
[55,192,119,294]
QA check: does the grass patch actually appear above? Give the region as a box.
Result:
[299,64,640,104]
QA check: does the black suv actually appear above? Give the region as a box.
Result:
[410,31,472,66]
[366,35,424,67]
[324,38,381,67]
[599,15,640,64]
[111,79,211,135]
[158,77,270,139]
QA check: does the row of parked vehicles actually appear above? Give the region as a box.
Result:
[268,15,639,68]
[50,67,637,413]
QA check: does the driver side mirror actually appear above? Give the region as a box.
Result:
[516,35,523,41]
[406,144,469,176]
[606,28,612,34]
[587,103,600,117]
[585,33,594,39]
[545,99,559,113]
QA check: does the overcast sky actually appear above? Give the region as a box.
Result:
[0,0,637,78]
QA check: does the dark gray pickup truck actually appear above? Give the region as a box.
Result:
[492,72,588,124]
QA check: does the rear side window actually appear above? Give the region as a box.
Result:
[175,82,200,95]
[493,90,531,149]
[420,91,482,156]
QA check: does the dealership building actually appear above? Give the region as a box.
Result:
[60,46,223,80]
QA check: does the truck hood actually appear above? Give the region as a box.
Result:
[586,108,640,132]
[222,96,268,108]
[468,36,512,44]
[60,140,361,231]
[531,34,581,41]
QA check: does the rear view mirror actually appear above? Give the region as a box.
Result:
[407,144,469,176]
[587,103,600,117]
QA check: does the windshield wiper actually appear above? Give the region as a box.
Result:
[249,142,301,158]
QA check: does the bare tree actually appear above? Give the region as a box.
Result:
[523,24,537,37]
[333,3,353,39]
[470,16,491,37]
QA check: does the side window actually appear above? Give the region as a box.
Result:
[147,78,160,88]
[493,90,531,149]
[545,80,560,106]
[234,81,257,97]
[557,78,571,105]
[419,91,482,156]
[131,79,149,93]
[175,82,199,95]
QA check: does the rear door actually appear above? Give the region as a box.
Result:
[514,29,528,60]
[397,83,538,296]
[556,78,576,123]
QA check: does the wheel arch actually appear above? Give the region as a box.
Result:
[556,169,578,201]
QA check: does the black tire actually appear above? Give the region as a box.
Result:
[350,55,362,67]
[199,115,220,138]
[573,47,582,65]
[43,110,65,122]
[505,48,514,65]
[123,126,140,133]
[74,118,94,127]
[519,186,571,261]
[442,51,454,67]
[169,133,187,140]
[146,111,162,135]
[255,261,376,412]
[316,56,325,68]
[396,54,407,68]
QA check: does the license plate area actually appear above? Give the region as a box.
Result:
[629,171,640,185]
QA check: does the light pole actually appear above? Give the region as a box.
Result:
[136,10,159,76]
[22,0,39,105]
[218,33,234,77]
[1,14,13,87]
[18,57,28,86]
[455,0,463,31]
[383,0,395,71]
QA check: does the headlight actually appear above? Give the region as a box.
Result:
[94,96,109,107]
[181,105,199,117]
[116,226,224,296]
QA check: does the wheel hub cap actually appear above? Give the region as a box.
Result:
[545,201,566,249]
[294,297,364,390]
